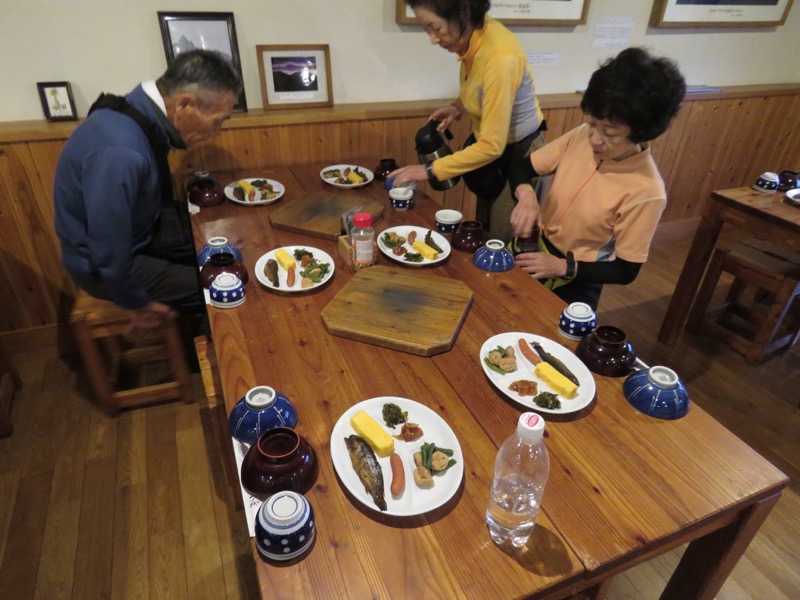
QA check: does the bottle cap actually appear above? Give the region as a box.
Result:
[353,212,372,228]
[517,412,545,443]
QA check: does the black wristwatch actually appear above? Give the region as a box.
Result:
[425,161,436,182]
[564,251,576,280]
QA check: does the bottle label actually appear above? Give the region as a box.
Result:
[353,240,375,267]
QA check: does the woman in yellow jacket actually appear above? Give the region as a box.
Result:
[389,0,545,240]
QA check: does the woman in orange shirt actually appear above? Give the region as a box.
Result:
[508,47,686,310]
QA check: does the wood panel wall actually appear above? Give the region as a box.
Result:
[0,84,798,334]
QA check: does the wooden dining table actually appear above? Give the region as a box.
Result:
[658,186,800,345]
[191,165,788,600]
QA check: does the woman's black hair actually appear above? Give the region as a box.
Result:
[580,47,686,143]
[406,0,491,34]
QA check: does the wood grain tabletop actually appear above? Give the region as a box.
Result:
[192,166,788,600]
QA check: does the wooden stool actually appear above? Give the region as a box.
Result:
[686,238,800,364]
[70,291,194,414]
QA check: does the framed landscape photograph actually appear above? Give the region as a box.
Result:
[37,81,78,121]
[650,0,794,27]
[157,11,247,111]
[256,44,333,110]
[396,0,591,26]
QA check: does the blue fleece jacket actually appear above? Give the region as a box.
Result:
[54,85,171,309]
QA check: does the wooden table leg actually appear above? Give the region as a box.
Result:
[660,491,782,600]
[658,201,724,344]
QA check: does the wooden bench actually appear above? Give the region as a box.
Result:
[70,291,194,415]
[686,238,800,364]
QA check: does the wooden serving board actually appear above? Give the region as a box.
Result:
[269,191,384,241]
[320,266,473,356]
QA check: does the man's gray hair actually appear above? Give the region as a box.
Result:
[157,49,242,100]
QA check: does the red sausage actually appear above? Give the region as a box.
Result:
[390,452,405,497]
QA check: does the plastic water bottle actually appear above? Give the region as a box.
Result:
[486,412,549,547]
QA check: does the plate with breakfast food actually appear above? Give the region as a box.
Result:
[330,396,463,516]
[377,226,451,266]
[320,164,374,189]
[224,178,285,206]
[254,246,335,292]
[480,332,596,414]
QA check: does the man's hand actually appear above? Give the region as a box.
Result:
[128,301,176,333]
[510,184,540,237]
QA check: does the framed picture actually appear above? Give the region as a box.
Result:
[396,0,591,26]
[256,44,333,110]
[157,11,247,111]
[37,81,78,121]
[650,0,794,28]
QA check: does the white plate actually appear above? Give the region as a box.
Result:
[254,246,335,292]
[330,397,464,516]
[377,226,451,266]
[480,332,596,414]
[784,188,800,206]
[224,178,285,206]
[320,164,374,189]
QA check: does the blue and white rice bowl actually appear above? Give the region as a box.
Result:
[209,272,246,308]
[389,186,415,211]
[197,236,243,266]
[435,209,463,234]
[752,172,779,193]
[228,385,298,445]
[255,491,316,561]
[623,366,690,420]
[473,239,515,272]
[558,302,598,341]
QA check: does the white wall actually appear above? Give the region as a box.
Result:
[2,0,799,122]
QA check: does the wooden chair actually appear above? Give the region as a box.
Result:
[70,291,194,415]
[686,238,800,364]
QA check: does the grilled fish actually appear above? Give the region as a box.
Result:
[344,435,387,511]
[531,341,580,386]
[425,229,443,253]
[264,258,279,287]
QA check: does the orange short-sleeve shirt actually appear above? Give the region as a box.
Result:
[531,124,666,264]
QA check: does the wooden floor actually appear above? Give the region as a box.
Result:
[0,231,797,600]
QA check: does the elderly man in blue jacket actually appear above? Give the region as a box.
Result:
[54,49,240,331]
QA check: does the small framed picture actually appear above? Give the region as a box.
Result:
[256,44,333,110]
[37,82,78,121]
[157,11,247,112]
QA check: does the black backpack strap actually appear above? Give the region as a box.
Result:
[89,93,173,205]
